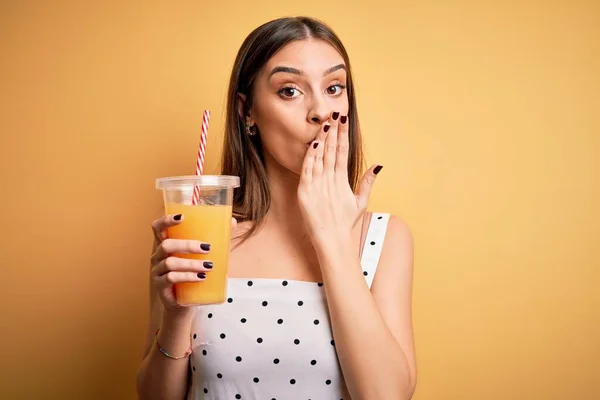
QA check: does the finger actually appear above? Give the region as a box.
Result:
[151,214,183,242]
[153,256,214,276]
[323,112,339,173]
[315,120,329,142]
[300,141,318,185]
[335,114,350,177]
[156,270,207,287]
[356,164,383,210]
[151,238,211,265]
[231,217,237,231]
[312,123,329,177]
[313,136,325,176]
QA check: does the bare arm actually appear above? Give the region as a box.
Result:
[317,216,417,399]
[136,215,215,400]
[295,106,415,398]
[135,295,194,400]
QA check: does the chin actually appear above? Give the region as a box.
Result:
[285,157,304,177]
[266,144,308,177]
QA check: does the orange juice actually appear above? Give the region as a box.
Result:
[164,203,233,305]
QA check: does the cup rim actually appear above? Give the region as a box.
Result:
[156,175,240,189]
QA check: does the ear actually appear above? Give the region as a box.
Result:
[236,93,255,126]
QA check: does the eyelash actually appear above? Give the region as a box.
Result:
[277,84,347,99]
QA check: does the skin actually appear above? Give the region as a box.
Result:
[137,39,416,400]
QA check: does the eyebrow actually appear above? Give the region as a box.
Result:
[269,63,347,78]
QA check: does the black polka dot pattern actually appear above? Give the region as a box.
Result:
[187,214,388,399]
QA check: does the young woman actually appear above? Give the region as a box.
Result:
[136,16,416,400]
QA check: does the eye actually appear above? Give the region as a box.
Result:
[278,87,302,99]
[326,84,347,96]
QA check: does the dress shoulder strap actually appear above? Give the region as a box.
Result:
[360,213,391,289]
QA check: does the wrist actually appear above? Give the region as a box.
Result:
[312,231,354,263]
[162,307,195,327]
[155,308,195,360]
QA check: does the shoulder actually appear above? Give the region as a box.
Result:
[383,214,413,246]
[368,212,413,252]
[373,213,414,281]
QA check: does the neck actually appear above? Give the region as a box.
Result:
[263,156,306,236]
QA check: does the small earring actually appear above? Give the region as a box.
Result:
[245,123,257,136]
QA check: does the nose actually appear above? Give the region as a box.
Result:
[307,95,330,125]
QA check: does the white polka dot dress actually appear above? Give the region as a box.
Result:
[187,213,390,400]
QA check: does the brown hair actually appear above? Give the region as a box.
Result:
[221,16,364,241]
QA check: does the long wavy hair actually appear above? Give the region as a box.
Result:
[221,16,364,241]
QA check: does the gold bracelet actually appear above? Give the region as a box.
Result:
[154,328,193,360]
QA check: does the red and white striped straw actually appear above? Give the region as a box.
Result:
[192,110,210,205]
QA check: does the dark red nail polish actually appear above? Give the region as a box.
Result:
[332,112,340,120]
[373,165,383,174]
[340,115,347,124]
[324,125,330,132]
[198,272,206,279]
[173,214,182,221]
[203,261,213,269]
[313,142,319,149]
[201,243,211,251]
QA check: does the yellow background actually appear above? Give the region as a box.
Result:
[1,1,598,399]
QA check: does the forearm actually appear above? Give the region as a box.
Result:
[136,311,194,400]
[318,241,414,400]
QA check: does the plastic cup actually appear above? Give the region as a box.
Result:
[156,175,240,306]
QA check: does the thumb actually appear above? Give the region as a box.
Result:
[356,164,383,210]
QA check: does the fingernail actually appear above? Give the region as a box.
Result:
[201,243,211,251]
[203,261,213,269]
[173,214,182,221]
[340,115,347,124]
[373,165,383,174]
[332,112,340,120]
[324,125,330,132]
[197,272,206,279]
[313,142,319,149]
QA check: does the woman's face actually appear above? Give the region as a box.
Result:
[247,39,349,175]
